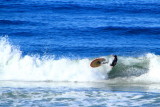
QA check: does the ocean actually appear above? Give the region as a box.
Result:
[0,0,160,106]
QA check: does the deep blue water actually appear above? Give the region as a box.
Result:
[1,0,160,106]
[0,0,160,58]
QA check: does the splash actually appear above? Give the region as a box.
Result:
[0,37,111,82]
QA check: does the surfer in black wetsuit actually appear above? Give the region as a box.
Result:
[110,55,118,67]
[101,55,118,67]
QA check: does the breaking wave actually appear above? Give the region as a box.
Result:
[0,37,160,84]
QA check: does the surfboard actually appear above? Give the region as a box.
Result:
[90,58,106,68]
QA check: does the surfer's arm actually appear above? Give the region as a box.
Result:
[101,61,108,64]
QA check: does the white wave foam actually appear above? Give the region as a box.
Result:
[107,53,160,84]
[133,53,160,83]
[0,37,111,82]
[1,37,160,83]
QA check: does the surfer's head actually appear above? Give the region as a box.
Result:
[113,55,117,58]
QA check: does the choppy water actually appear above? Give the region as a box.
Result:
[0,0,160,106]
[1,81,160,107]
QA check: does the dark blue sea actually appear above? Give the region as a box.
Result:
[0,0,160,106]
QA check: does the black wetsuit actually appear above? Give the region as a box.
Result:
[110,55,117,67]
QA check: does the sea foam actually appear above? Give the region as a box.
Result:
[0,37,111,82]
[0,37,160,83]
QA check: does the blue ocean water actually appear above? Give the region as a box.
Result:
[1,0,160,58]
[0,0,160,106]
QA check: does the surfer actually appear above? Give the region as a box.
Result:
[110,55,118,67]
[90,55,118,68]
[102,55,117,67]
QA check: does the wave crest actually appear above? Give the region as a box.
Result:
[0,37,160,83]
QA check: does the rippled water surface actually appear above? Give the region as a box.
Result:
[1,82,160,107]
[1,0,160,106]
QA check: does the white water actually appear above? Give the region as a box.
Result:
[0,37,160,83]
[0,37,112,81]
